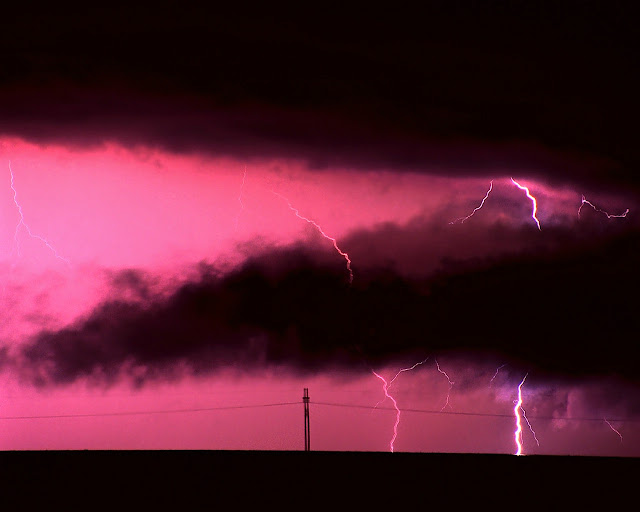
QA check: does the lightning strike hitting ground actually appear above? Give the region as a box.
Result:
[510,178,541,230]
[8,162,70,266]
[272,191,353,284]
[435,359,454,411]
[578,195,629,219]
[372,370,401,453]
[513,374,528,456]
[372,358,429,452]
[604,418,623,443]
[450,181,493,224]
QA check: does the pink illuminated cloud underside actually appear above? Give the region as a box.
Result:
[234,166,247,231]
[0,139,636,456]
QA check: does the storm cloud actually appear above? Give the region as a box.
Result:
[0,4,638,193]
[10,218,640,390]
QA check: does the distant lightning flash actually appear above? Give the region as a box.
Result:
[451,178,542,228]
[373,358,429,453]
[375,358,453,452]
[604,418,623,443]
[374,357,430,409]
[510,178,541,230]
[514,374,528,456]
[489,364,507,388]
[435,358,454,411]
[388,357,430,387]
[272,191,353,284]
[521,407,540,447]
[9,162,70,266]
[450,180,493,224]
[578,195,629,220]
[373,370,401,453]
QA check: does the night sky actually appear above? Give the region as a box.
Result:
[0,3,638,455]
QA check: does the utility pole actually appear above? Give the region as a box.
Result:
[303,388,310,451]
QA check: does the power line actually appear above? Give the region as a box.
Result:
[0,401,300,420]
[0,399,635,424]
[312,401,638,424]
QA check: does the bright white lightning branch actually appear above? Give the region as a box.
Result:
[510,178,541,230]
[514,374,527,455]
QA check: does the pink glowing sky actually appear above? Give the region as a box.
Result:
[1,3,639,459]
[0,136,637,456]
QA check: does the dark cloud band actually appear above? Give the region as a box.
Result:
[0,4,638,192]
[9,225,640,388]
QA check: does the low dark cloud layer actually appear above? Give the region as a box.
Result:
[0,4,638,192]
[9,220,640,391]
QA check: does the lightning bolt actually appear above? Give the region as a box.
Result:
[578,195,629,220]
[521,406,539,447]
[510,178,541,230]
[372,370,401,453]
[388,357,430,387]
[272,191,353,284]
[604,418,623,443]
[450,180,493,224]
[374,357,430,409]
[494,366,538,451]
[9,161,70,266]
[435,358,454,411]
[513,374,528,455]
[372,358,429,453]
[489,364,507,388]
